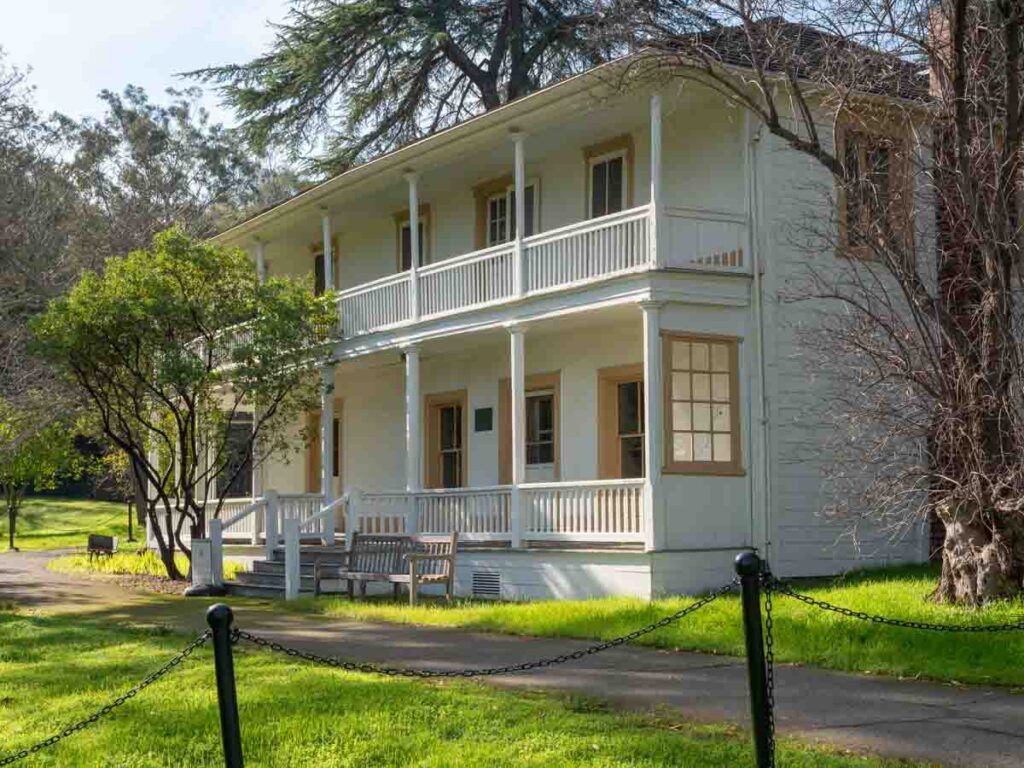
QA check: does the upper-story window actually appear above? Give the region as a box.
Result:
[395,205,430,271]
[840,128,913,256]
[584,134,633,220]
[475,176,540,248]
[310,236,337,295]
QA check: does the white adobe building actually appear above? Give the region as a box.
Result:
[157,55,930,600]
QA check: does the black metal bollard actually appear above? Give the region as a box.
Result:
[207,604,244,768]
[735,552,773,768]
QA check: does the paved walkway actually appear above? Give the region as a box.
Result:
[3,550,1023,767]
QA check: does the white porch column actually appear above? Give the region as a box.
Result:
[509,325,526,548]
[321,208,334,291]
[404,345,422,534]
[640,301,664,552]
[512,131,527,297]
[405,172,421,321]
[254,238,267,284]
[649,93,664,269]
[319,364,336,545]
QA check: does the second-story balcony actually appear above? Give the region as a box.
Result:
[336,202,748,339]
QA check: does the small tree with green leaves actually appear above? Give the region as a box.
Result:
[0,404,84,550]
[33,228,335,579]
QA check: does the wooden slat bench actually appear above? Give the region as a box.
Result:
[87,534,118,561]
[313,532,458,606]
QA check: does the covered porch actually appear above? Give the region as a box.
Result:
[252,302,663,553]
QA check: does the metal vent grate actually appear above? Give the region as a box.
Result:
[471,571,501,599]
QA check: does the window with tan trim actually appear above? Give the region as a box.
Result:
[473,175,540,248]
[664,334,742,475]
[498,372,560,483]
[425,390,467,489]
[394,204,431,271]
[837,123,914,258]
[598,364,645,479]
[583,134,634,219]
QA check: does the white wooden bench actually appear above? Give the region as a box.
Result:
[313,532,458,605]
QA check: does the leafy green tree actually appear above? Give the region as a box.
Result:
[189,0,641,172]
[57,85,262,266]
[0,404,85,550]
[32,228,336,579]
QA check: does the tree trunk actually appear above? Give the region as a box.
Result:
[7,505,15,551]
[936,501,1024,604]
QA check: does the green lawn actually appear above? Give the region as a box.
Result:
[49,550,246,580]
[0,608,925,767]
[289,565,1024,688]
[2,496,130,551]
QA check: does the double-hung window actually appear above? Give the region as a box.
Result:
[485,182,538,246]
[589,151,626,218]
[841,129,913,257]
[525,390,555,466]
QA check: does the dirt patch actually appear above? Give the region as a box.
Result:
[105,573,188,596]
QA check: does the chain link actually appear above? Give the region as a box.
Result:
[767,578,1024,632]
[0,630,211,766]
[234,580,738,678]
[762,575,777,767]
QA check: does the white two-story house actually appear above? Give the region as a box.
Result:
[180,53,930,600]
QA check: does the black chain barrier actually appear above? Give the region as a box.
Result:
[766,577,1024,633]
[761,575,777,765]
[232,580,738,679]
[0,630,211,766]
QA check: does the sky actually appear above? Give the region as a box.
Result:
[2,0,289,126]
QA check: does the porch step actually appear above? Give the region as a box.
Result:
[227,570,315,594]
[223,581,313,598]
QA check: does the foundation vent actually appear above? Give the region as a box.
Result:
[471,571,501,599]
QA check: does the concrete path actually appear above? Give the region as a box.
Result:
[3,550,1023,767]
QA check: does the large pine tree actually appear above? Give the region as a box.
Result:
[189,0,647,173]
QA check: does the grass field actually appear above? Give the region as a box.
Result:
[48,550,247,581]
[1,497,130,551]
[0,608,925,767]
[290,565,1024,687]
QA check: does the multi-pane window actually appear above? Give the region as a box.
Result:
[617,381,645,479]
[486,184,537,246]
[589,153,625,218]
[525,391,555,465]
[438,404,463,488]
[666,336,740,472]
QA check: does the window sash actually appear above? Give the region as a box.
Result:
[525,391,554,465]
[664,335,741,474]
[400,220,427,271]
[486,183,537,246]
[589,153,625,218]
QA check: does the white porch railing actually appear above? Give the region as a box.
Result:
[663,207,749,272]
[521,479,645,542]
[355,480,642,544]
[524,205,651,294]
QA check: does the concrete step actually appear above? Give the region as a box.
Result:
[231,571,316,590]
[223,581,314,598]
[251,560,318,576]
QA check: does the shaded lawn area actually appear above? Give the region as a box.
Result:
[2,497,129,551]
[0,609,924,767]
[289,564,1024,688]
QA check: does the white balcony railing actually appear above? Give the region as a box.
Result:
[525,206,651,294]
[419,242,517,317]
[338,271,411,335]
